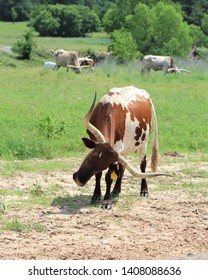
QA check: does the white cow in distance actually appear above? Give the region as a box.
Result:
[51,49,81,73]
[44,62,57,70]
[141,55,191,75]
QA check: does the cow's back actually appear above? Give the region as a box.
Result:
[89,86,152,154]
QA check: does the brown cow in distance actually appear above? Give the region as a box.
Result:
[73,86,170,209]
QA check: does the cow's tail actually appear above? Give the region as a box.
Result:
[150,99,158,172]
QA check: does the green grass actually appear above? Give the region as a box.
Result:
[0,21,208,161]
[0,57,208,160]
[0,21,110,52]
[1,217,47,232]
[0,158,76,177]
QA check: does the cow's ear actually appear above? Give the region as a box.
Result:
[82,137,96,149]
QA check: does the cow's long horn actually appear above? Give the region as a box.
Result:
[83,93,106,143]
[167,68,177,73]
[80,65,93,68]
[118,154,171,178]
[67,64,79,69]
[178,69,192,74]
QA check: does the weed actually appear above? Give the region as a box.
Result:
[30,181,44,196]
[3,217,47,233]
[31,223,47,232]
[0,202,5,214]
[5,217,27,232]
[39,115,67,139]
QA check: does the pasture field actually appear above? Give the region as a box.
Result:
[0,21,110,52]
[0,51,208,161]
[0,21,208,260]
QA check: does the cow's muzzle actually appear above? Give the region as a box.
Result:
[73,172,85,186]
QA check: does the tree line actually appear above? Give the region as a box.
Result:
[1,0,208,59]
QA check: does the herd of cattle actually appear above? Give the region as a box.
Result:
[44,49,95,72]
[44,49,192,75]
[43,49,192,208]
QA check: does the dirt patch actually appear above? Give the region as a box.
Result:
[0,153,208,260]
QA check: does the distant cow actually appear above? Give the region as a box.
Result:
[78,57,94,71]
[51,49,81,73]
[44,62,57,70]
[73,86,170,209]
[141,55,191,75]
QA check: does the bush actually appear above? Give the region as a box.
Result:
[12,29,37,59]
[108,29,140,63]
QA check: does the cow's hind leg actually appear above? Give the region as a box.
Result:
[91,172,102,204]
[140,155,149,197]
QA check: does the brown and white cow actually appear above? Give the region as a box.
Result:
[78,57,94,71]
[73,86,170,209]
[51,49,81,73]
[141,55,191,75]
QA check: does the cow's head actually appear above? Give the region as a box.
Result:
[73,138,119,186]
[73,93,170,187]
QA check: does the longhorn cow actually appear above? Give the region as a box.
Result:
[51,49,83,73]
[73,86,170,209]
[141,55,191,75]
[78,57,95,71]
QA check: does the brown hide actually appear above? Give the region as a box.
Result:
[88,101,128,148]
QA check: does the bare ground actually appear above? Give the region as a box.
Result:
[0,153,208,260]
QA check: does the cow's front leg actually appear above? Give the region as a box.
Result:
[140,155,149,197]
[102,169,113,210]
[91,172,102,204]
[111,164,124,197]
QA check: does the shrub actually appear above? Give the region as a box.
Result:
[12,29,37,60]
[39,115,67,139]
[108,29,140,62]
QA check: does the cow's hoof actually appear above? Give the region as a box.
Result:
[140,192,149,198]
[101,200,112,210]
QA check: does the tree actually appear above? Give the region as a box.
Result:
[108,29,139,62]
[102,4,119,33]
[150,1,191,56]
[201,13,208,35]
[30,4,101,37]
[189,24,208,47]
[48,5,82,37]
[109,1,192,59]
[0,0,32,21]
[76,5,101,35]
[126,3,153,54]
[30,8,60,36]
[10,7,17,23]
[12,29,37,59]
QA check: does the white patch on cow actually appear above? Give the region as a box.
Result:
[100,86,150,110]
[114,140,124,154]
[114,112,150,157]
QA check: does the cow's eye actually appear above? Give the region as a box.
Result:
[108,150,115,156]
